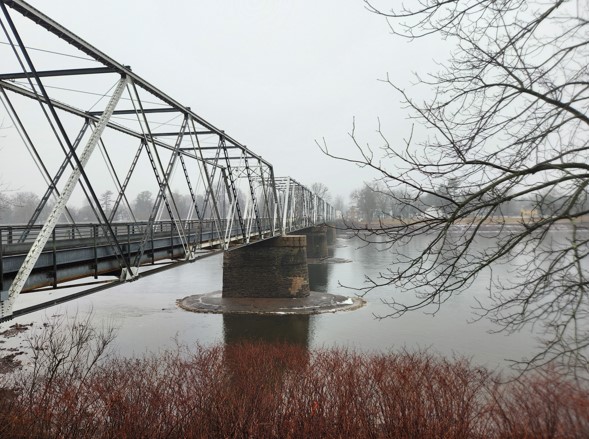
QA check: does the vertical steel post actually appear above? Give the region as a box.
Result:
[150,226,155,265]
[281,177,290,233]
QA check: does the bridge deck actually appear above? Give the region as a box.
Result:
[0,220,319,295]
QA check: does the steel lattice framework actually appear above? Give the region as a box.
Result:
[0,0,334,319]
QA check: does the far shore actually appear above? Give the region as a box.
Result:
[340,215,589,229]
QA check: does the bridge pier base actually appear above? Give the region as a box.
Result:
[222,235,310,298]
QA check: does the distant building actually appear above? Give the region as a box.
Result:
[520,208,541,219]
[416,207,445,219]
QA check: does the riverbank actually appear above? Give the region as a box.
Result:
[345,216,589,229]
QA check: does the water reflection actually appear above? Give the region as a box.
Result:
[223,314,312,347]
[308,263,329,292]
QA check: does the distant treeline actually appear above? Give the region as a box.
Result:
[0,189,246,225]
[348,181,589,222]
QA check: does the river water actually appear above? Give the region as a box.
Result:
[6,232,548,371]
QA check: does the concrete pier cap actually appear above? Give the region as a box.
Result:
[222,235,310,298]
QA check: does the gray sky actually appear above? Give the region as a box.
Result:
[1,0,443,203]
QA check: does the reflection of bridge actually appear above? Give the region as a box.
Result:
[0,1,333,320]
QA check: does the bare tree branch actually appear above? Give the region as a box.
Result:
[329,0,589,376]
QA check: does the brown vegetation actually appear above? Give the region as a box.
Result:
[0,336,588,438]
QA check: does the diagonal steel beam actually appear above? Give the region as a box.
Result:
[108,140,144,223]
[0,80,226,169]
[89,107,180,116]
[0,88,85,239]
[0,76,128,319]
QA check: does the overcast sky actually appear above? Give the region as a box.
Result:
[1,0,444,204]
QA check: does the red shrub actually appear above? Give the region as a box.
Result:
[1,342,587,438]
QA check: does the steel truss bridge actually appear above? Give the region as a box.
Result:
[0,0,334,320]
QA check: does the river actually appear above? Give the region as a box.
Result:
[4,231,555,372]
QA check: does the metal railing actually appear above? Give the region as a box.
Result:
[0,219,280,248]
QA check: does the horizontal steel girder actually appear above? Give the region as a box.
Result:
[0,66,116,80]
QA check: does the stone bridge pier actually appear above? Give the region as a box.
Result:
[180,224,363,313]
[299,224,337,257]
[222,235,310,298]
[325,226,336,246]
[221,224,338,299]
[177,226,364,314]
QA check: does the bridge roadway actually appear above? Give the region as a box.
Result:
[0,219,322,298]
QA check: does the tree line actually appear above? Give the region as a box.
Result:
[0,180,343,225]
[0,190,226,225]
[348,180,589,223]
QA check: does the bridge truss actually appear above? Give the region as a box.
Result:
[0,0,334,320]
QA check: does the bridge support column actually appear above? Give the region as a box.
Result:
[303,226,329,259]
[222,235,310,298]
[326,226,336,246]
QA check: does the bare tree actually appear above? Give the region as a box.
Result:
[333,194,346,215]
[10,311,117,436]
[99,190,114,219]
[0,119,12,221]
[0,188,10,222]
[319,1,589,374]
[10,192,40,224]
[133,190,154,221]
[351,185,378,221]
[311,182,331,201]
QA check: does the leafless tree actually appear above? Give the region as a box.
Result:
[319,1,589,375]
[99,190,114,218]
[0,119,12,220]
[351,184,378,221]
[0,188,10,222]
[2,311,117,436]
[133,190,154,221]
[333,194,346,215]
[311,182,331,201]
[9,191,40,224]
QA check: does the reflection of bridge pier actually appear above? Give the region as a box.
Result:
[223,314,311,347]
